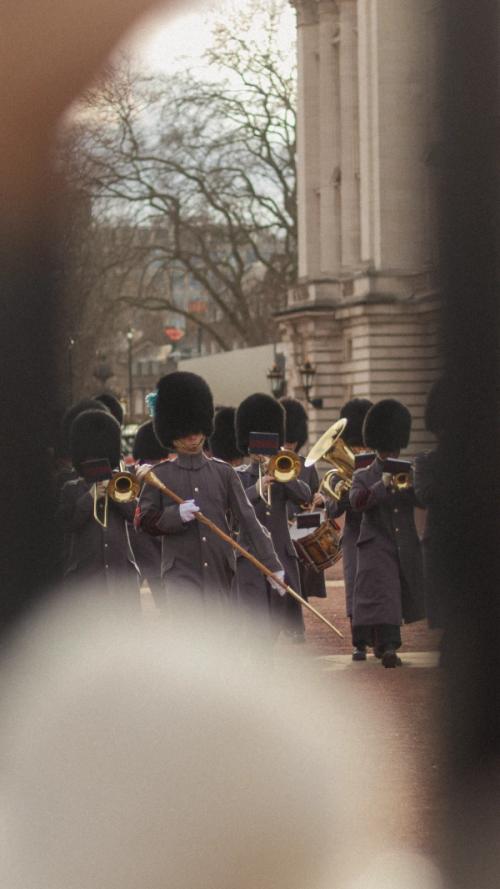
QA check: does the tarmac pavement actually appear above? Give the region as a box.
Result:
[275,560,447,865]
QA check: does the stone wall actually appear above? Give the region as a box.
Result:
[284,0,443,455]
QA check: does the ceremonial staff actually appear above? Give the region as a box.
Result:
[143,470,343,639]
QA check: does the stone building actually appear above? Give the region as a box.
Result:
[278,0,442,453]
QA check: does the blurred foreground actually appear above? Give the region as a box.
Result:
[0,582,444,889]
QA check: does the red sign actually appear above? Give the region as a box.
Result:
[164,327,185,342]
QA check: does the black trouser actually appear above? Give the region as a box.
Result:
[352,623,401,653]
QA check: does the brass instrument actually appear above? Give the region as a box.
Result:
[267,449,301,483]
[93,470,141,528]
[305,418,356,502]
[258,448,301,506]
[382,458,413,491]
[108,471,141,503]
[389,471,413,491]
[142,469,344,639]
[320,468,350,501]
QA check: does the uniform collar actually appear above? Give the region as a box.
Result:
[175,451,207,470]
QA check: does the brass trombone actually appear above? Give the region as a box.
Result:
[92,470,141,528]
[258,448,301,506]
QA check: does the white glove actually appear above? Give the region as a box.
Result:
[267,570,286,596]
[179,499,200,523]
[135,463,153,483]
[382,473,393,488]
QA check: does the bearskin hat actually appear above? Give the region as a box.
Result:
[424,377,449,437]
[209,407,242,462]
[94,392,124,426]
[280,398,308,451]
[59,398,109,458]
[339,398,373,447]
[154,372,214,448]
[363,399,412,451]
[236,393,285,454]
[70,410,122,473]
[133,421,170,463]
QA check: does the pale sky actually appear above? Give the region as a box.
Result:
[119,0,296,76]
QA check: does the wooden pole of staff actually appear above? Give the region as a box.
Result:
[144,470,343,639]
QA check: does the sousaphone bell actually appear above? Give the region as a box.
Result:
[305,418,355,501]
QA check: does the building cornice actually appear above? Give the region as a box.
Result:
[275,288,441,320]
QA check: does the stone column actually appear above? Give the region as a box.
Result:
[317,0,341,276]
[294,0,321,279]
[357,0,381,268]
[339,0,361,269]
[358,0,439,273]
[376,0,433,271]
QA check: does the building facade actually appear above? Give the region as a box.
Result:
[278,0,442,452]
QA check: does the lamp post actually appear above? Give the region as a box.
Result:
[126,328,134,422]
[92,351,113,389]
[299,360,323,409]
[266,362,286,398]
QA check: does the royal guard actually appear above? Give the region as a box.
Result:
[349,399,425,667]
[130,420,171,611]
[55,397,110,489]
[280,397,327,602]
[209,406,245,467]
[313,398,373,659]
[57,409,140,606]
[235,394,312,642]
[135,373,284,618]
[94,392,124,427]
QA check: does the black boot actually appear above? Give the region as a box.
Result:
[352,647,367,661]
[381,649,402,668]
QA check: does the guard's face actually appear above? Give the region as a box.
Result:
[174,433,205,454]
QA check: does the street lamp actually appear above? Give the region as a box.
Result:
[299,360,323,409]
[93,351,113,388]
[126,328,134,421]
[266,362,286,398]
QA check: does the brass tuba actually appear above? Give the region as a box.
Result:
[305,418,355,501]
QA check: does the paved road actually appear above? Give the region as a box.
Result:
[142,560,446,864]
[275,561,446,863]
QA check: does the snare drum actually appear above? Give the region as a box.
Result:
[291,518,342,574]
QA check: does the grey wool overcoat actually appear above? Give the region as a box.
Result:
[137,452,282,611]
[287,457,327,599]
[57,477,140,605]
[349,458,425,627]
[237,463,311,631]
[325,482,362,617]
